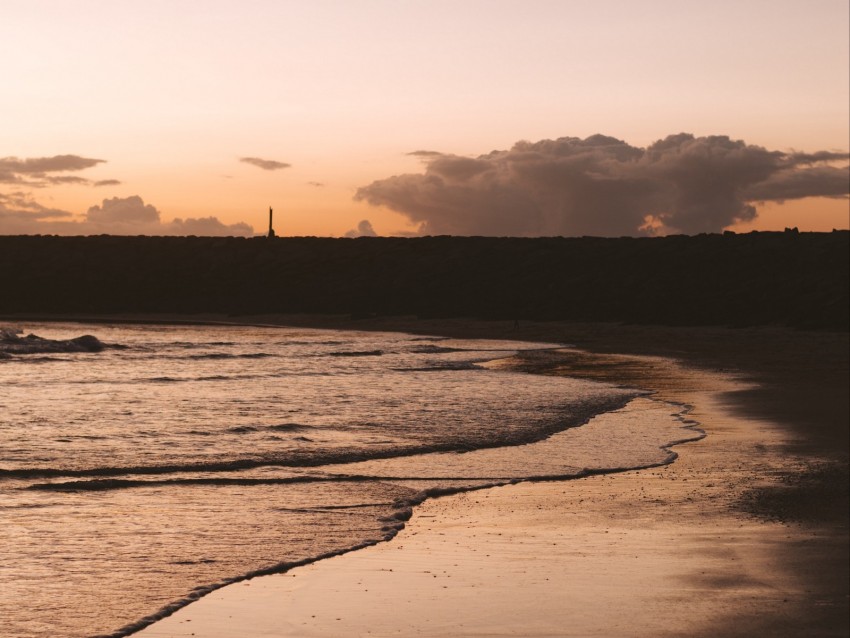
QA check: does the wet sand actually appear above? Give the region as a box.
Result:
[133,319,848,638]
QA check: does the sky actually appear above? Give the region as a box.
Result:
[1,0,848,237]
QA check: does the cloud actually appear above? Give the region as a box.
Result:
[94,179,122,187]
[240,157,291,171]
[0,155,104,174]
[742,165,850,202]
[1,195,254,236]
[0,192,73,224]
[344,219,378,238]
[408,150,443,158]
[166,216,254,236]
[86,195,161,225]
[46,175,94,186]
[0,154,116,188]
[355,134,850,236]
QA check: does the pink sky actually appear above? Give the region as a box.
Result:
[2,0,847,237]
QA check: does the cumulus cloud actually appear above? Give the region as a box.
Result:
[86,195,161,226]
[0,195,254,236]
[166,216,254,236]
[240,157,291,171]
[344,219,378,238]
[355,134,850,236]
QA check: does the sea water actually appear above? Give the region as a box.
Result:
[0,323,698,638]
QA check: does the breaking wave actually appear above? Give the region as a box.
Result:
[0,326,108,355]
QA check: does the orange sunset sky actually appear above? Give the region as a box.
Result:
[1,0,848,237]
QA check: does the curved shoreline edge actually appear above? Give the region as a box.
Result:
[112,396,705,638]
[100,344,703,637]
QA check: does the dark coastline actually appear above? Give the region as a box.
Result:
[1,231,847,330]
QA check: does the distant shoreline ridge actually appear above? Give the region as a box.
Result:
[1,231,847,331]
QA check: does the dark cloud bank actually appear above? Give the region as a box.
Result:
[356,134,849,236]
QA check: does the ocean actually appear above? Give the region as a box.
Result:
[0,322,700,638]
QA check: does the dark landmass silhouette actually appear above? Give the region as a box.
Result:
[0,231,846,330]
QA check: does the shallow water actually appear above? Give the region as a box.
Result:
[0,322,696,637]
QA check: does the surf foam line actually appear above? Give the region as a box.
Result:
[3,393,639,481]
[107,395,705,638]
[31,400,704,491]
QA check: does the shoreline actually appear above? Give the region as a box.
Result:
[6,315,848,636]
[128,319,847,637]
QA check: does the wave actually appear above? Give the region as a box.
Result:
[2,449,441,480]
[268,423,313,432]
[0,327,108,355]
[276,340,347,346]
[165,341,237,348]
[1,355,72,364]
[27,475,364,491]
[327,350,384,357]
[392,362,483,372]
[118,352,273,362]
[407,345,466,354]
[140,372,267,384]
[186,352,274,360]
[2,393,639,481]
[225,423,312,434]
[0,326,20,340]
[0,442,498,481]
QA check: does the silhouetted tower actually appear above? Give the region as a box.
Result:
[267,206,276,238]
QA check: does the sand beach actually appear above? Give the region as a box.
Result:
[125,318,848,638]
